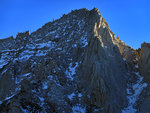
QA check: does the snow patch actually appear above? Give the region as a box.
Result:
[94,107,104,112]
[0,59,8,69]
[1,69,7,75]
[36,41,55,49]
[39,96,44,102]
[26,44,36,49]
[23,73,31,77]
[48,75,62,87]
[17,50,35,60]
[1,49,16,52]
[135,65,138,69]
[38,96,45,106]
[80,35,88,47]
[68,92,75,100]
[104,46,108,49]
[65,62,78,80]
[43,82,48,90]
[72,44,77,47]
[72,104,86,113]
[122,72,148,113]
[36,50,47,56]
[45,30,57,36]
[15,73,31,84]
[18,54,32,60]
[0,94,16,105]
[56,48,62,50]
[20,106,29,113]
[78,93,82,98]
[123,58,126,61]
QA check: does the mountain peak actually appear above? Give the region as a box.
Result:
[90,7,101,16]
[0,8,149,113]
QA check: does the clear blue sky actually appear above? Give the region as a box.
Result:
[0,0,150,49]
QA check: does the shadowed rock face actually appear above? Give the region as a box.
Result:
[139,43,150,78]
[132,42,150,113]
[138,43,150,113]
[0,8,148,113]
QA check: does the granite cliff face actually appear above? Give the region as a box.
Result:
[139,43,150,78]
[136,43,150,113]
[0,8,149,113]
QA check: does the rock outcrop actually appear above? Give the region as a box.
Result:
[78,8,128,113]
[139,42,150,78]
[136,42,150,113]
[0,8,149,113]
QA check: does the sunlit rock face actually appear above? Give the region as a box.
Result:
[0,8,149,113]
[77,8,129,113]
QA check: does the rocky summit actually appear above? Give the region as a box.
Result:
[0,8,150,113]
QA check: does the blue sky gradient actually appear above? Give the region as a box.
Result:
[0,0,150,49]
